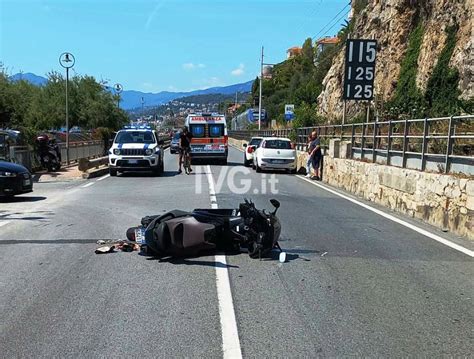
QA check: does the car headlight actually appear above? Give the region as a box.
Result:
[0,171,17,177]
[145,148,153,156]
[113,148,121,155]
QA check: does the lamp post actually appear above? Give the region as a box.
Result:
[258,46,276,130]
[114,83,123,109]
[59,52,75,164]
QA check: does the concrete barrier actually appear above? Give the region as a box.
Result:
[78,156,109,172]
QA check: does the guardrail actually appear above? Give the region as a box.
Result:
[59,141,104,164]
[229,115,474,175]
[9,140,105,171]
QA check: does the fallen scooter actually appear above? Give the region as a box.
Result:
[126,199,283,259]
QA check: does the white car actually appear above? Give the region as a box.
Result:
[252,137,297,173]
[242,136,263,167]
[108,126,164,176]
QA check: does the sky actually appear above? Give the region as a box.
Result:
[0,0,350,93]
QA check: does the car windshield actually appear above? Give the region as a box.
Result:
[263,140,292,149]
[114,131,155,144]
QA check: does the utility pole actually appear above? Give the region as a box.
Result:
[258,46,263,130]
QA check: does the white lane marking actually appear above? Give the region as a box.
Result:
[205,165,242,358]
[296,175,474,258]
[96,174,110,181]
[0,221,11,228]
[81,182,95,188]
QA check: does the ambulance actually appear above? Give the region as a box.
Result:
[184,113,228,164]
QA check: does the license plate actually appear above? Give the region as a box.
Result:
[23,179,31,186]
[135,227,146,244]
[128,159,138,164]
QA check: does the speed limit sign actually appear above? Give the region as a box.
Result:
[343,39,377,100]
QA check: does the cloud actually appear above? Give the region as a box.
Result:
[146,0,166,30]
[182,63,206,71]
[231,63,245,76]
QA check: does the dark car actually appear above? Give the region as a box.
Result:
[0,161,33,197]
[170,132,181,154]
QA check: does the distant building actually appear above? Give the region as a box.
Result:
[286,46,302,59]
[227,103,242,115]
[316,36,339,56]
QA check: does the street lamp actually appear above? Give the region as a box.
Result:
[59,52,75,164]
[114,83,123,109]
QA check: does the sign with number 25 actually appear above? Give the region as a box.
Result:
[343,39,377,101]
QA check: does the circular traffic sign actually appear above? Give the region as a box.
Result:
[114,83,123,94]
[59,52,75,68]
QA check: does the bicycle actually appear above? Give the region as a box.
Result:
[182,147,192,175]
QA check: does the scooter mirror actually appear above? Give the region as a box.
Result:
[270,199,280,209]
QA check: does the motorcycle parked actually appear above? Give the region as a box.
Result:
[127,199,282,259]
[36,135,61,172]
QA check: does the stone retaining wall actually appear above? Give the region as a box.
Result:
[322,156,473,240]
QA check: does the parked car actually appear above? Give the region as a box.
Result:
[170,132,181,154]
[252,137,297,174]
[243,136,263,167]
[0,160,33,197]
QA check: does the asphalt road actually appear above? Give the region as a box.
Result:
[0,147,472,358]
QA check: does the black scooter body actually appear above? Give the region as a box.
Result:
[129,199,281,259]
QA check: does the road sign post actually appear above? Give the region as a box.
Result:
[59,52,75,164]
[284,104,295,121]
[114,83,123,109]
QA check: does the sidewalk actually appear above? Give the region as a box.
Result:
[33,165,84,183]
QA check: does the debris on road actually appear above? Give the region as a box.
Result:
[94,240,140,254]
[321,251,328,257]
[95,246,115,254]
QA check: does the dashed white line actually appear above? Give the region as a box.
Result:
[205,165,242,358]
[96,174,110,181]
[81,182,95,188]
[296,175,474,258]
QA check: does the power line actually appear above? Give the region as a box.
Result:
[312,2,351,41]
[318,8,352,39]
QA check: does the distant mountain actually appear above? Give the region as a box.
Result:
[9,72,48,86]
[120,80,253,110]
[9,72,253,110]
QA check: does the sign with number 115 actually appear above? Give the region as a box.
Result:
[343,39,377,100]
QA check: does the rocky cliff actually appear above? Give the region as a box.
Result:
[317,0,473,120]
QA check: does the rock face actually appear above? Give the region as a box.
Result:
[317,0,473,120]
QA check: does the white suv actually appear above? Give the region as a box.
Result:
[108,126,164,176]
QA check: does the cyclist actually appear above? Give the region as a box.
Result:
[178,126,193,174]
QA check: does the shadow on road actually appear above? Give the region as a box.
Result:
[151,256,240,268]
[0,196,47,203]
[118,171,192,178]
